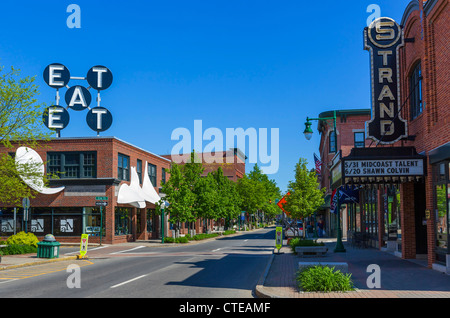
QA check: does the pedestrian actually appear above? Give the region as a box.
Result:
[317,219,324,238]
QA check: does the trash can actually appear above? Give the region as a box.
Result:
[37,234,61,259]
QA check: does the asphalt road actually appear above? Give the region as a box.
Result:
[0,227,275,298]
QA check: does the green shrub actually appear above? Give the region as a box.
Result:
[163,237,175,243]
[175,236,189,243]
[296,265,354,292]
[163,236,189,243]
[1,244,37,255]
[6,231,39,248]
[223,230,236,235]
[192,233,219,240]
[289,238,324,253]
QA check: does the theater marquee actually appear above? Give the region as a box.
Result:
[364,17,408,144]
[339,147,426,186]
[344,159,424,177]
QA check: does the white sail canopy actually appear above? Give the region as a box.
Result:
[15,147,65,195]
[117,161,161,208]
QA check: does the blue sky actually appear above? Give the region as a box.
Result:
[0,0,411,193]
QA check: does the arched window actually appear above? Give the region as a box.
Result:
[410,61,423,120]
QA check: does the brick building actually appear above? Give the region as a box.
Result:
[315,109,371,238]
[161,148,246,235]
[314,0,449,272]
[0,137,172,244]
[398,0,449,270]
[0,138,248,244]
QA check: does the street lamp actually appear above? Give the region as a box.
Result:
[303,119,313,140]
[303,110,346,253]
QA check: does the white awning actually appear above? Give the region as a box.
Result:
[15,147,65,195]
[117,161,161,208]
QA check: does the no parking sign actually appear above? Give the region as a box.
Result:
[275,226,282,251]
[79,234,89,258]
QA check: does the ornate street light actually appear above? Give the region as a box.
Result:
[303,119,313,140]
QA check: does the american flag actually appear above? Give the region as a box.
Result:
[314,153,322,175]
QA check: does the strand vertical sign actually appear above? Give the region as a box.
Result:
[364,17,407,144]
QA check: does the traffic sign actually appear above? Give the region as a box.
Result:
[22,197,30,209]
[95,196,108,200]
[95,201,108,207]
[276,192,291,216]
[276,226,282,251]
[79,234,89,258]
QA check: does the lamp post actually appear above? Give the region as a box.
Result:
[303,110,346,253]
[160,201,165,244]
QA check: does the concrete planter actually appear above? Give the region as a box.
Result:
[295,246,328,257]
[298,261,348,273]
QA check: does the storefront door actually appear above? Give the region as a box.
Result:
[414,183,427,254]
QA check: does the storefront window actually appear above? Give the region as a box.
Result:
[0,208,23,236]
[434,161,449,264]
[53,207,83,236]
[115,207,131,235]
[435,184,448,252]
[84,207,104,237]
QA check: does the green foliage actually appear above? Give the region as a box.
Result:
[237,164,281,219]
[283,158,325,219]
[1,244,37,255]
[191,233,219,240]
[163,237,175,243]
[175,236,189,243]
[6,231,39,247]
[296,265,354,292]
[160,161,197,226]
[0,66,52,205]
[288,238,324,252]
[223,230,236,235]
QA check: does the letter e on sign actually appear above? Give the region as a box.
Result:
[43,64,71,88]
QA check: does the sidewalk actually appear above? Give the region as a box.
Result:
[255,239,450,298]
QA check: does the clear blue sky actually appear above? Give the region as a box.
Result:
[0,0,411,193]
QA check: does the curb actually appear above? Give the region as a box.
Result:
[0,255,79,271]
[254,249,279,298]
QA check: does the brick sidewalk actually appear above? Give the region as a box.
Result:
[256,242,450,298]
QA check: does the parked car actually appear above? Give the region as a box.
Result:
[285,221,303,238]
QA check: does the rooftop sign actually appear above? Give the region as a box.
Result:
[42,64,113,136]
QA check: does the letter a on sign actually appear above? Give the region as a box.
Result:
[80,234,89,258]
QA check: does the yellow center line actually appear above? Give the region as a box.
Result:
[0,260,94,280]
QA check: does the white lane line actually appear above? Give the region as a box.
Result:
[109,246,146,254]
[64,245,109,255]
[110,275,147,289]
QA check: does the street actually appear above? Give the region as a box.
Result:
[0,228,274,298]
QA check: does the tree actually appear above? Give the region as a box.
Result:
[237,164,281,226]
[211,167,241,226]
[283,158,325,235]
[0,66,51,205]
[159,162,196,235]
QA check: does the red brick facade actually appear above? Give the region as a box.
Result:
[0,137,171,244]
[399,0,449,268]
[315,0,449,270]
